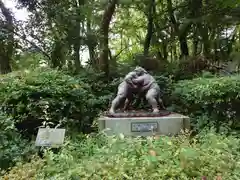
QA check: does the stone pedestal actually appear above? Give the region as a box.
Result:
[98,113,190,136]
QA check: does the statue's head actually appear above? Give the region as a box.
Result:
[134,66,147,75]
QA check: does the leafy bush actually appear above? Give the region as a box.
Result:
[74,69,120,109]
[3,131,240,179]
[172,74,240,132]
[154,74,174,105]
[0,112,36,170]
[1,157,44,179]
[0,66,174,137]
[0,68,104,136]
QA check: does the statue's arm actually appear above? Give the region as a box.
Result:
[132,76,144,84]
[124,73,137,88]
[141,83,152,91]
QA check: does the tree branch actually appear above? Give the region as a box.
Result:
[0,24,51,60]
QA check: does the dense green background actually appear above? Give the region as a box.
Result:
[1,0,240,179]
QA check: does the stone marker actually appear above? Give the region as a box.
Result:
[35,128,66,147]
[98,113,190,136]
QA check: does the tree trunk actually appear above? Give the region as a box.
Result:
[51,40,64,68]
[201,25,210,58]
[162,41,168,59]
[193,0,210,58]
[0,55,12,74]
[190,0,201,56]
[179,35,189,57]
[72,0,83,72]
[193,27,199,56]
[167,0,189,57]
[143,0,155,56]
[173,41,178,60]
[73,35,81,72]
[86,20,97,67]
[99,0,118,79]
[0,0,13,74]
[89,46,96,66]
[152,1,167,62]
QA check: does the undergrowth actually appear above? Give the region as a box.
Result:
[2,131,240,180]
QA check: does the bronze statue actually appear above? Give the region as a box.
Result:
[109,66,165,114]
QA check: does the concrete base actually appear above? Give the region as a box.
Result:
[98,113,190,137]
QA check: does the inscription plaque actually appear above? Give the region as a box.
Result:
[131,122,158,132]
[35,128,66,147]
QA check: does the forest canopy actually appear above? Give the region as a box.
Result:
[0,0,239,76]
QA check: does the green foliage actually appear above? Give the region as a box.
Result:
[13,52,48,70]
[0,112,36,170]
[0,68,105,136]
[172,74,240,132]
[152,74,174,106]
[1,157,44,179]
[74,69,120,106]
[3,131,240,179]
[0,66,173,137]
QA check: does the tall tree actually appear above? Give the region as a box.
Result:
[167,0,189,57]
[99,0,118,78]
[0,0,14,74]
[143,0,155,56]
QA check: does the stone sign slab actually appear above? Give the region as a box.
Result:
[35,128,66,147]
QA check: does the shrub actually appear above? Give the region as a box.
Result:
[74,69,120,109]
[0,68,104,136]
[0,68,173,137]
[1,157,44,179]
[3,131,240,179]
[0,112,36,170]
[172,74,240,132]
[154,74,174,105]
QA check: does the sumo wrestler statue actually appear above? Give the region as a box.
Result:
[109,66,165,114]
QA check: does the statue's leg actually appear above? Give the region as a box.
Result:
[109,94,126,114]
[134,91,145,108]
[123,98,130,111]
[123,93,134,111]
[123,98,129,110]
[145,88,159,113]
[109,83,128,114]
[157,96,166,110]
[134,94,141,108]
